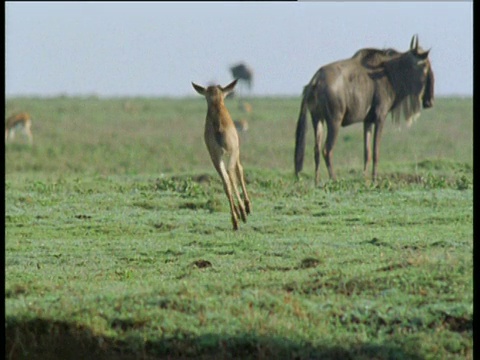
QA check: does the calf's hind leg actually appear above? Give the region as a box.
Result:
[213,158,240,230]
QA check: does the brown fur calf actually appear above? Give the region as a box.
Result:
[192,79,251,230]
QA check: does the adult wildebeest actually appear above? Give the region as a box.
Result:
[294,35,434,184]
[230,63,254,93]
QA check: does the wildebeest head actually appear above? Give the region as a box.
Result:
[410,34,435,109]
[382,34,434,124]
[230,63,254,89]
[422,67,434,108]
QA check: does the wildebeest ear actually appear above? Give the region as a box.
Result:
[221,79,238,96]
[415,49,430,63]
[192,82,205,95]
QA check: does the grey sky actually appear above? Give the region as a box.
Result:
[5,2,473,98]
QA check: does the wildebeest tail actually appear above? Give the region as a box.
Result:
[294,95,308,178]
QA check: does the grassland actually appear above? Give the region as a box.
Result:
[5,95,473,359]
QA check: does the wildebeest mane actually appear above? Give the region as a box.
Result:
[351,47,424,126]
[352,47,400,69]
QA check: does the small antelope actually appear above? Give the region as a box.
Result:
[5,112,33,145]
[123,100,138,114]
[192,79,251,230]
[234,118,249,133]
[238,101,253,114]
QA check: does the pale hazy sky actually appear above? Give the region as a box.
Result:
[5,2,473,98]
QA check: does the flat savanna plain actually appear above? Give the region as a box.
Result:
[5,96,473,359]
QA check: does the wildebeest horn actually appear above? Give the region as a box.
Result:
[410,34,419,50]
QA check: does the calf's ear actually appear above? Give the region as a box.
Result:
[221,79,238,97]
[192,82,206,95]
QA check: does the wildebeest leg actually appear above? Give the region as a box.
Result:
[226,148,248,222]
[372,120,385,181]
[313,117,324,185]
[212,157,240,230]
[363,122,374,178]
[228,166,247,223]
[323,120,341,180]
[235,161,251,215]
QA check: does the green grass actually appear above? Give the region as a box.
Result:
[5,96,473,359]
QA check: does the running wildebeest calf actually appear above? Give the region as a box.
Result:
[294,34,435,184]
[192,79,252,231]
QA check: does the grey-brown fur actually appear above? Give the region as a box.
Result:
[294,35,434,184]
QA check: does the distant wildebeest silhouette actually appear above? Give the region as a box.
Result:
[230,63,254,94]
[294,34,435,184]
[5,112,33,145]
[192,79,252,230]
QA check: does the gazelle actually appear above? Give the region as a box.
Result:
[238,100,253,114]
[192,79,251,230]
[234,118,249,133]
[5,112,33,145]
